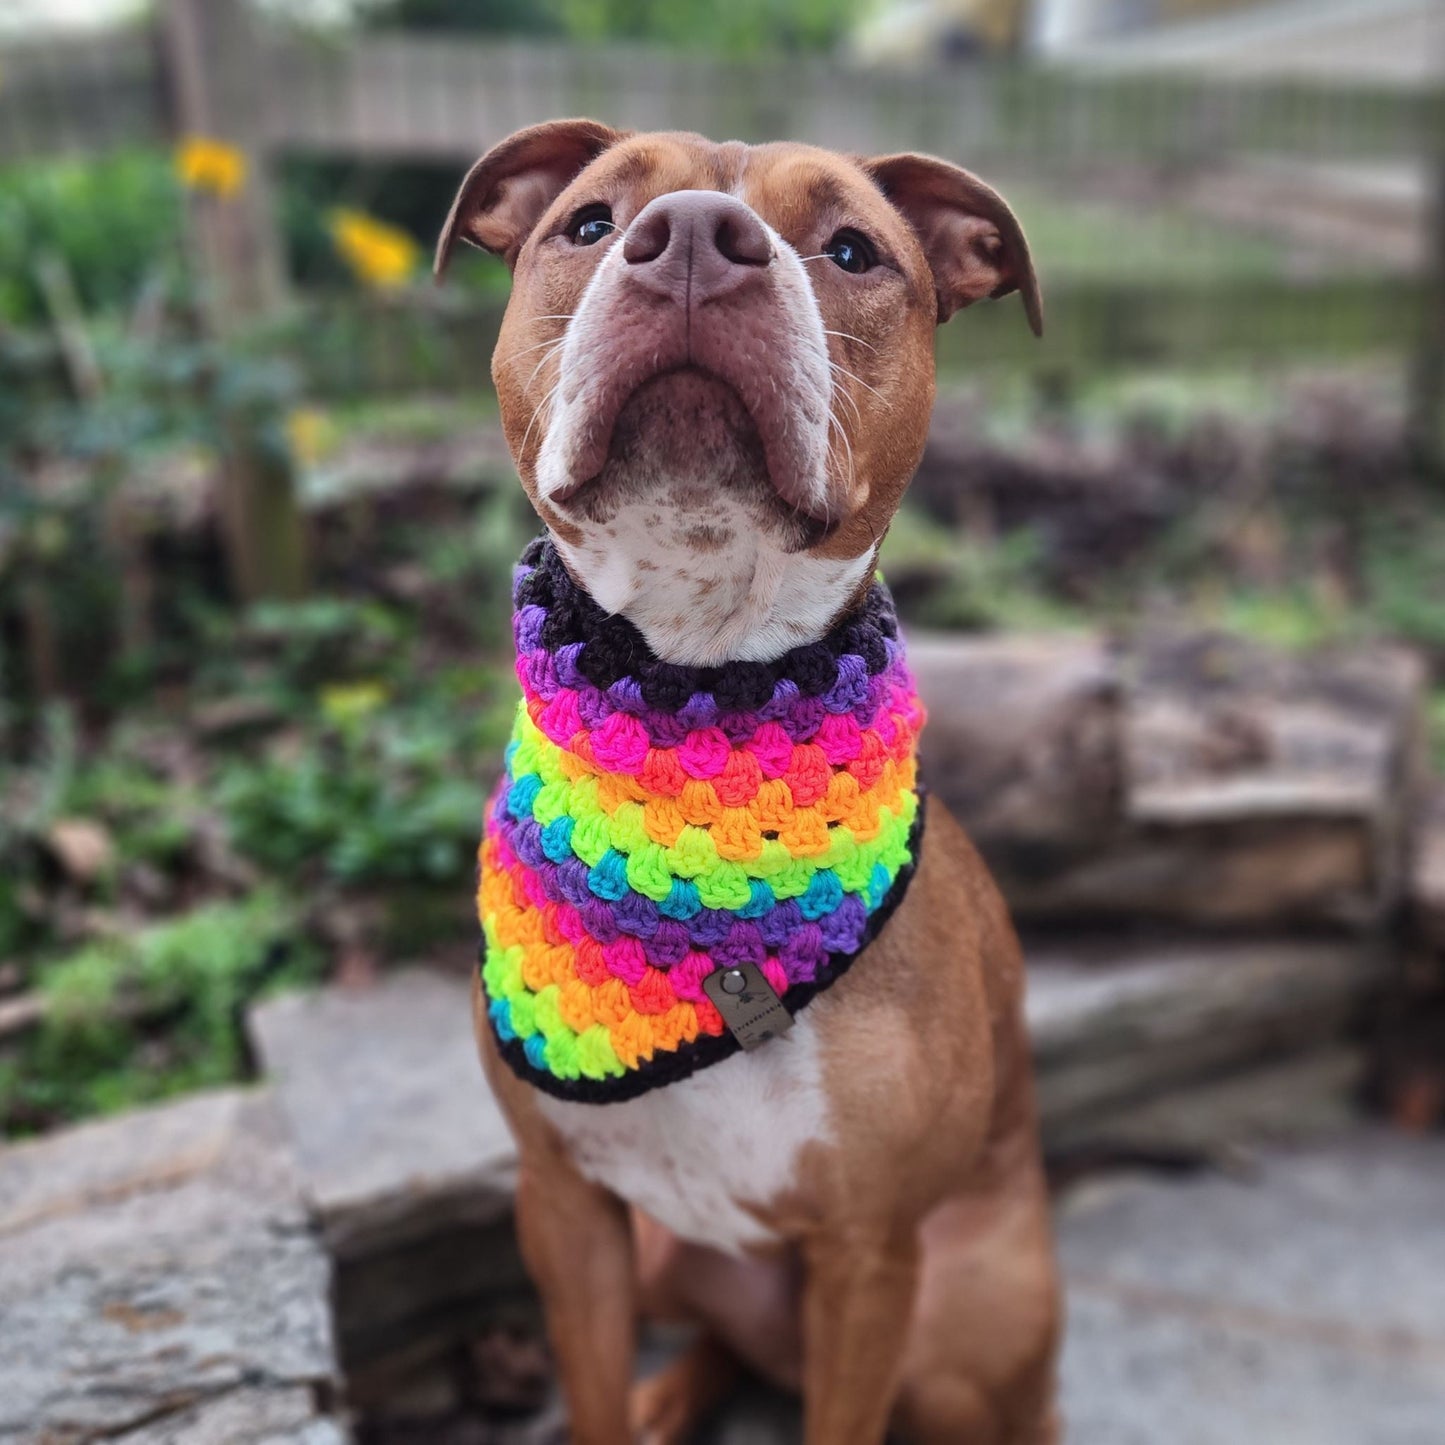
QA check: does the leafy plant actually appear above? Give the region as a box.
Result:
[1361,514,1445,655]
[218,685,509,888]
[2,891,317,1135]
[0,150,184,327]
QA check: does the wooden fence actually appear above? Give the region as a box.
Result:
[0,0,1441,443]
[1,14,1437,166]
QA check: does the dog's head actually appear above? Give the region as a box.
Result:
[438,123,1039,664]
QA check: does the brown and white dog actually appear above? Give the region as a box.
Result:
[436,122,1061,1445]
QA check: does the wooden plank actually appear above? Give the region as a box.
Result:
[0,27,1437,166]
[263,40,1441,165]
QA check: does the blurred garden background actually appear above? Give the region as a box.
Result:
[3,2,1445,1441]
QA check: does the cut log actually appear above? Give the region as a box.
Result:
[1412,782,1445,948]
[911,628,1427,929]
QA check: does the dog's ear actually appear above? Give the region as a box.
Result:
[435,119,627,276]
[864,152,1042,336]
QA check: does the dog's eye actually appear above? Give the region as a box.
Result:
[570,204,615,247]
[824,229,875,274]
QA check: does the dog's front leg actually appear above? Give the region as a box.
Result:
[515,1151,637,1445]
[800,1224,921,1445]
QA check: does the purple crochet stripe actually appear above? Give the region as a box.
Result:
[515,630,910,748]
[490,804,851,987]
[492,796,873,967]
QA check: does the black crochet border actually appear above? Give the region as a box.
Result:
[514,536,900,709]
[481,795,927,1105]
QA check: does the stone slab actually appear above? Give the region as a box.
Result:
[1027,935,1382,1132]
[1048,1045,1366,1158]
[1057,1130,1445,1445]
[247,969,517,1259]
[248,937,1381,1270]
[112,1387,349,1445]
[0,1088,344,1445]
[686,1131,1445,1445]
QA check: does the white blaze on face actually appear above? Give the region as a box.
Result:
[534,217,872,666]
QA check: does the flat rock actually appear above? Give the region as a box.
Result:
[111,1387,348,1445]
[249,972,529,1376]
[0,1088,344,1445]
[1027,935,1383,1133]
[247,969,516,1259]
[1058,1130,1445,1444]
[1048,1046,1366,1159]
[247,935,1383,1272]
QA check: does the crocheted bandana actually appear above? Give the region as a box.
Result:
[477,538,926,1104]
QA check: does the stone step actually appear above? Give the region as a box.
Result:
[246,930,1387,1413]
[246,971,527,1387]
[0,1088,346,1445]
[1055,1129,1445,1445]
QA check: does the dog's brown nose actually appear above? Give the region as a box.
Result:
[622,190,772,305]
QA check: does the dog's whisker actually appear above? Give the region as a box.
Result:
[522,342,567,391]
[829,377,864,430]
[829,360,886,403]
[498,335,568,367]
[520,374,564,455]
[824,329,878,353]
[828,409,856,497]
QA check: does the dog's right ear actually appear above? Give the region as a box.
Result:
[435,119,626,277]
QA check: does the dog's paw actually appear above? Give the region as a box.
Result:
[629,1338,737,1445]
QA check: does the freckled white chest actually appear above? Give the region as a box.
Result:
[536,1007,832,1256]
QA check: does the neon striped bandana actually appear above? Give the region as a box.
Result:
[477,538,926,1103]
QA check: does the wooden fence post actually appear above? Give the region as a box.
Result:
[1409,142,1445,476]
[159,0,308,601]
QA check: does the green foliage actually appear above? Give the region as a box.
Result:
[357,0,562,37]
[881,510,1082,632]
[217,684,508,888]
[1360,514,1445,654]
[1430,691,1445,773]
[0,150,184,327]
[1207,588,1349,652]
[2,892,318,1134]
[551,0,863,52]
[357,0,858,51]
[209,594,411,701]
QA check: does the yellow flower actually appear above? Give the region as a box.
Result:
[321,682,391,726]
[175,136,247,198]
[328,208,419,291]
[285,407,336,468]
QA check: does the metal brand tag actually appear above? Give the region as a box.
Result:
[702,962,794,1050]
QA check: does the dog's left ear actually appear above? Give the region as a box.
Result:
[435,118,627,276]
[865,153,1042,336]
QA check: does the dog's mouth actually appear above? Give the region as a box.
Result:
[551,364,826,534]
[552,363,830,531]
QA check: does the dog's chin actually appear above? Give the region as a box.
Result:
[556,367,826,549]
